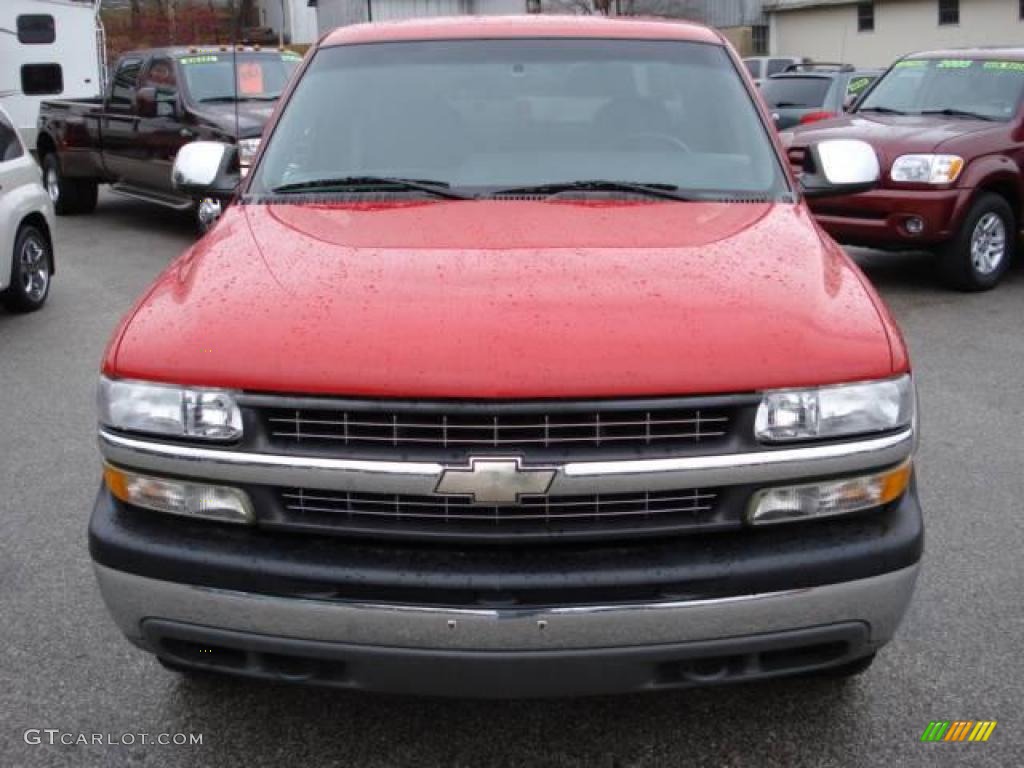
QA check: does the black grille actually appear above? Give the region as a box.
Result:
[267,487,726,542]
[263,405,731,451]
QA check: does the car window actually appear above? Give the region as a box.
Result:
[860,58,1024,120]
[767,59,793,76]
[252,39,788,200]
[744,59,761,78]
[179,52,301,103]
[140,58,179,117]
[110,58,143,109]
[760,76,831,108]
[0,112,25,162]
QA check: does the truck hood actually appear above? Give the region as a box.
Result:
[108,200,900,398]
[191,101,277,139]
[788,112,999,163]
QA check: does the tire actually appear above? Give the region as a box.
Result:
[813,652,876,679]
[938,192,1015,291]
[42,152,98,215]
[0,225,52,313]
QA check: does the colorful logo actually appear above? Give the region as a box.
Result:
[921,721,997,742]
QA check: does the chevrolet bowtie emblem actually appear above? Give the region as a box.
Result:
[435,457,556,505]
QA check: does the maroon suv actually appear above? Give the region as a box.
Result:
[787,48,1024,291]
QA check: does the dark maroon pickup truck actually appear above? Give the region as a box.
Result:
[786,47,1024,291]
[36,46,300,231]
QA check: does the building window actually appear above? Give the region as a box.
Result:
[857,3,875,32]
[16,14,56,44]
[751,25,769,56]
[21,64,63,95]
[1020,0,1024,19]
[938,0,959,26]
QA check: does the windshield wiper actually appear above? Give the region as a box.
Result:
[772,101,809,108]
[271,175,471,199]
[199,95,279,103]
[919,108,995,121]
[490,180,697,201]
[858,106,908,115]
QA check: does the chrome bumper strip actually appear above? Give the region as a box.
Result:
[98,428,914,495]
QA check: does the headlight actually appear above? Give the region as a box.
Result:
[237,137,261,169]
[98,377,242,441]
[755,375,915,442]
[890,154,964,184]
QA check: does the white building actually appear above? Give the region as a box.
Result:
[256,0,320,45]
[0,0,106,147]
[766,0,1024,68]
[312,0,529,33]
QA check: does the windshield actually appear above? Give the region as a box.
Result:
[180,52,302,102]
[250,39,787,199]
[760,76,831,108]
[859,58,1024,120]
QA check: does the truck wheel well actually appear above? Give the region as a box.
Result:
[977,181,1020,228]
[19,213,54,275]
[36,133,56,164]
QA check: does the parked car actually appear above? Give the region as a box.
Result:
[90,16,921,698]
[36,46,302,231]
[742,55,807,87]
[786,48,1024,290]
[0,105,54,313]
[762,63,883,129]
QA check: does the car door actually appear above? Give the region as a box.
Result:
[135,57,190,194]
[101,57,145,184]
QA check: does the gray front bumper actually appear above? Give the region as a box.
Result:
[96,562,919,653]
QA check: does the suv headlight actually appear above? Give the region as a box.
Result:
[890,154,964,184]
[755,375,915,442]
[98,377,242,441]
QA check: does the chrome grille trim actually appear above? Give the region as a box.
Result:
[98,428,916,497]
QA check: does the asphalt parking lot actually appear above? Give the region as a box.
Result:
[2,190,1022,767]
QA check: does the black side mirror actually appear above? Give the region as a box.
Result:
[800,139,880,198]
[172,141,241,200]
[136,87,157,118]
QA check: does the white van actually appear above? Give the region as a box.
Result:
[0,0,106,149]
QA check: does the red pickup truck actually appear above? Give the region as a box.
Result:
[786,48,1024,291]
[90,16,921,698]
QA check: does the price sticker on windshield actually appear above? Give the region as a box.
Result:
[237,61,264,95]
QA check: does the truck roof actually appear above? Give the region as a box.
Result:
[903,46,1024,61]
[321,14,722,48]
[117,45,296,60]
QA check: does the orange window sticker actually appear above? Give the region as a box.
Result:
[237,62,264,95]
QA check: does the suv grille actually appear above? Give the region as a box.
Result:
[263,405,731,451]
[269,487,726,542]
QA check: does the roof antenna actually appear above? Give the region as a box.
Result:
[232,2,240,154]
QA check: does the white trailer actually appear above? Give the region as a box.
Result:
[0,0,106,149]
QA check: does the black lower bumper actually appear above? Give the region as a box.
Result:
[145,619,873,698]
